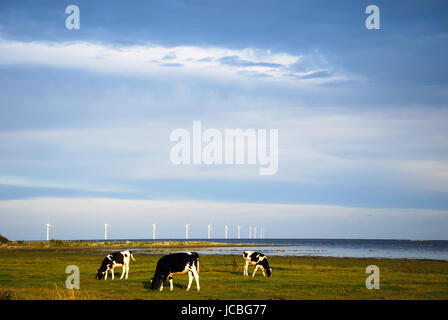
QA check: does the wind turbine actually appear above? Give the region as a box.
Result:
[225,225,228,239]
[185,224,190,240]
[208,224,211,240]
[237,225,240,240]
[152,223,156,240]
[254,226,257,239]
[46,223,51,241]
[104,224,109,240]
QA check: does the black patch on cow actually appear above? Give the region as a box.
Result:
[96,252,125,280]
[244,251,272,277]
[150,252,199,290]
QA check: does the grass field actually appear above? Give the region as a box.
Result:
[1,246,447,300]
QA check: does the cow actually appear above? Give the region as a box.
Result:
[243,250,272,278]
[150,252,200,292]
[96,250,136,280]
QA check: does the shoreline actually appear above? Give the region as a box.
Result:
[1,245,447,263]
[0,240,273,251]
[1,240,447,261]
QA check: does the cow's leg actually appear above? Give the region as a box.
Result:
[169,276,173,291]
[104,270,108,280]
[262,267,266,277]
[243,260,249,277]
[160,275,168,292]
[192,268,200,292]
[111,268,115,280]
[125,262,129,279]
[186,271,193,291]
[252,265,260,278]
[120,264,126,279]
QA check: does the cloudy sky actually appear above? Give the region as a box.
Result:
[1,0,447,240]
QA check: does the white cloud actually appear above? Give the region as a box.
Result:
[393,160,448,192]
[1,106,448,189]
[0,175,137,193]
[0,39,344,83]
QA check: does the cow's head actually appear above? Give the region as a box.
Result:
[95,268,105,280]
[96,260,111,280]
[150,276,162,290]
[261,259,272,277]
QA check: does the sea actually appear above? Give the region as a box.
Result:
[106,238,448,261]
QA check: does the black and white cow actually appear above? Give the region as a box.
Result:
[243,250,272,278]
[96,250,136,280]
[150,252,200,292]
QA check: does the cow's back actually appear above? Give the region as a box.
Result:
[157,252,198,273]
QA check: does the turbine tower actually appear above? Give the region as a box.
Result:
[185,224,190,240]
[225,225,228,239]
[104,223,109,240]
[254,226,257,239]
[46,223,51,241]
[152,223,156,240]
[237,225,240,239]
[208,224,211,240]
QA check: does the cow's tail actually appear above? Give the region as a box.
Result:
[131,253,136,262]
[197,258,200,273]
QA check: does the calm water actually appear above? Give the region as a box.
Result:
[105,239,448,261]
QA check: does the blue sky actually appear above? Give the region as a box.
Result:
[0,1,447,240]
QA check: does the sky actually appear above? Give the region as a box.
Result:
[0,0,447,240]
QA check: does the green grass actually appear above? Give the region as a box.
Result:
[0,249,447,300]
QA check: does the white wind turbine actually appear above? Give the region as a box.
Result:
[152,223,156,240]
[225,225,228,239]
[46,223,51,241]
[237,225,241,239]
[208,224,211,240]
[254,226,257,239]
[104,224,109,240]
[185,224,190,240]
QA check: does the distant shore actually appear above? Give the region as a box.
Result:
[0,239,269,251]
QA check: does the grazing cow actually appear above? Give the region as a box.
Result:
[96,250,136,280]
[243,250,272,278]
[150,252,200,292]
